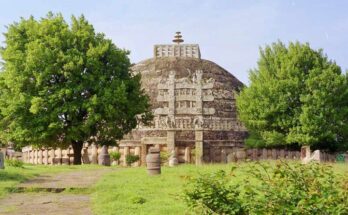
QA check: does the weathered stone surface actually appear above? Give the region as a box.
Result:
[120,37,247,164]
[82,148,90,164]
[168,150,178,167]
[146,147,161,175]
[98,145,110,166]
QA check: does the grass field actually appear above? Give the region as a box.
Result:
[1,162,347,214]
[91,162,348,215]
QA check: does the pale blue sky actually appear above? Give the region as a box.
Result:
[1,0,347,84]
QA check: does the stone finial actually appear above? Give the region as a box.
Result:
[172,32,184,44]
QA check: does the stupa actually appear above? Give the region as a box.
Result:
[120,32,247,164]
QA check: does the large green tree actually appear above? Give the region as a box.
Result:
[0,13,152,164]
[237,41,348,151]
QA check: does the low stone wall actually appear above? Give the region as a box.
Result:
[22,145,345,165]
[224,148,341,163]
[21,144,195,166]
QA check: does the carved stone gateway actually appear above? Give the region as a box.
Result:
[121,33,247,164]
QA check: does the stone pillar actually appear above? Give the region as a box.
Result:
[141,144,147,166]
[261,149,267,160]
[301,146,311,160]
[57,148,62,165]
[91,144,98,164]
[34,150,38,164]
[98,145,110,166]
[49,149,55,165]
[134,146,141,167]
[29,150,33,164]
[221,148,227,163]
[22,150,27,163]
[123,146,130,166]
[62,149,69,165]
[82,147,90,164]
[43,149,48,165]
[252,149,258,161]
[167,130,175,154]
[38,149,43,164]
[184,146,191,163]
[271,149,277,159]
[27,151,30,163]
[195,130,203,165]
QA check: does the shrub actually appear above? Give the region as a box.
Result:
[109,151,121,161]
[183,162,348,215]
[160,151,170,165]
[184,170,245,215]
[125,154,139,166]
[5,158,24,168]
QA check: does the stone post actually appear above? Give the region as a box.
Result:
[91,144,98,164]
[38,149,43,164]
[49,149,55,165]
[252,148,258,161]
[166,130,175,154]
[184,146,191,163]
[221,148,227,163]
[82,147,90,164]
[134,146,141,167]
[195,130,203,165]
[43,149,48,165]
[29,150,33,164]
[98,145,110,166]
[34,149,38,164]
[123,146,130,166]
[141,144,147,166]
[57,148,62,165]
[301,146,311,160]
[271,149,277,159]
[22,150,27,163]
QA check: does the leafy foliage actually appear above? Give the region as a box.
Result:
[160,151,170,165]
[237,41,348,150]
[0,13,152,161]
[109,151,121,161]
[184,170,245,215]
[183,162,348,215]
[5,159,24,168]
[125,154,139,166]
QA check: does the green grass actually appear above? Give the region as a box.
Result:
[1,162,347,215]
[0,164,103,198]
[91,162,348,215]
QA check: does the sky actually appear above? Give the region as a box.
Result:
[0,0,347,84]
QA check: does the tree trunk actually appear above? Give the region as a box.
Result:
[72,140,83,165]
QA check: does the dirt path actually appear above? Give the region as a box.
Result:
[0,168,112,215]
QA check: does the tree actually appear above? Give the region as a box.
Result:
[0,13,152,164]
[236,41,348,151]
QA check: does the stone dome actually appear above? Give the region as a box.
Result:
[121,35,247,163]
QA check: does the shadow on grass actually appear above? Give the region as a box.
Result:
[0,172,29,182]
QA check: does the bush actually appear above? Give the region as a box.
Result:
[183,162,348,215]
[109,151,121,161]
[125,154,139,166]
[184,170,244,215]
[160,151,170,165]
[5,158,24,168]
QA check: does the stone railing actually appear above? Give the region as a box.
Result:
[22,145,142,166]
[21,145,346,165]
[224,148,346,163]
